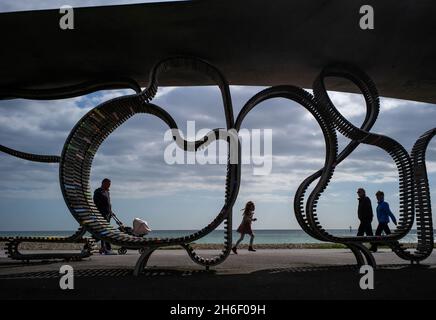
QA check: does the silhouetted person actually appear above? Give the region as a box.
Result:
[370,190,397,252]
[356,188,374,237]
[232,201,257,254]
[93,178,116,255]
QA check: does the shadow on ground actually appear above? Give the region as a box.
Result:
[0,264,435,299]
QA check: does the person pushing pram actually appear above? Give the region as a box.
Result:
[93,178,151,255]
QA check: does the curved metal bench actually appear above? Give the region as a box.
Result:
[0,78,141,261]
[234,64,433,268]
[1,56,433,271]
[389,128,435,263]
[303,65,432,266]
[3,228,94,262]
[59,57,240,275]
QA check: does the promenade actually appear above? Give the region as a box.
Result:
[1,249,435,299]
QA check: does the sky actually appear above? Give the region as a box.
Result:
[0,1,435,231]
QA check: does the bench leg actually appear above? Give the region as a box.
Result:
[133,247,156,276]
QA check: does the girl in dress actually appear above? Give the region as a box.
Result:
[232,201,257,254]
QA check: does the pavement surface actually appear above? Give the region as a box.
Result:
[0,249,435,299]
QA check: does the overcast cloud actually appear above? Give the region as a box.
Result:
[0,85,434,231]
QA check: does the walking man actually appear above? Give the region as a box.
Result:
[356,188,374,237]
[93,178,116,255]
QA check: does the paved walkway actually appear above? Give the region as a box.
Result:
[1,249,435,299]
[1,248,435,275]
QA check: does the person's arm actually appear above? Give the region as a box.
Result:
[368,199,373,218]
[386,203,397,225]
[245,214,256,222]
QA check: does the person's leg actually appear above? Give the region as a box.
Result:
[375,223,383,236]
[373,223,391,252]
[232,234,245,253]
[382,223,391,235]
[100,240,106,253]
[370,223,383,252]
[359,221,373,249]
[235,234,245,247]
[105,214,113,252]
[248,234,256,251]
[357,222,365,236]
[364,221,374,236]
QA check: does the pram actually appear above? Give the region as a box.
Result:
[111,212,152,255]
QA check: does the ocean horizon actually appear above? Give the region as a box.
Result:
[0,229,431,244]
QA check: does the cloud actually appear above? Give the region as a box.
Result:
[0,86,434,230]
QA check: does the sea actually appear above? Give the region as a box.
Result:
[0,229,430,244]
